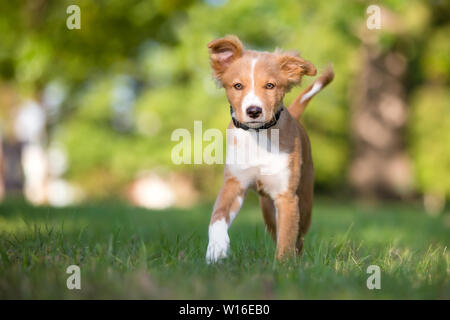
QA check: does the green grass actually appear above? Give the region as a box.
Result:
[0,196,448,299]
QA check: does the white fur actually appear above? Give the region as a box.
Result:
[206,219,230,264]
[229,195,243,224]
[300,82,322,103]
[207,57,295,264]
[206,195,244,264]
[226,128,290,198]
[241,58,263,118]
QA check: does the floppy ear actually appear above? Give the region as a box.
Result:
[278,53,316,88]
[208,35,244,80]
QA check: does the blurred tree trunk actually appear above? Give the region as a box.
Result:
[2,141,24,195]
[349,10,413,200]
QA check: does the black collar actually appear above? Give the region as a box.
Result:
[230,106,283,131]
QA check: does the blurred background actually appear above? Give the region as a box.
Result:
[0,0,449,213]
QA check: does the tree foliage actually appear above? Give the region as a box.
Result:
[0,0,448,199]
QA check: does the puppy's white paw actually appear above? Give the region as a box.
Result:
[206,239,229,264]
[206,219,230,264]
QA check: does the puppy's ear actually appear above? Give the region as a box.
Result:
[278,53,316,88]
[208,35,244,80]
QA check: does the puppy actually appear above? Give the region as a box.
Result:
[205,35,333,263]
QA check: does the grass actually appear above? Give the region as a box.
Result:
[0,195,448,299]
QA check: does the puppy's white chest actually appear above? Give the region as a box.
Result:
[226,129,290,197]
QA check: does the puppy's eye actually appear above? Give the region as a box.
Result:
[233,83,243,90]
[265,83,275,89]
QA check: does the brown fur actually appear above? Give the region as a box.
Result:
[207,35,333,262]
[208,35,244,80]
[209,174,245,225]
[288,65,335,120]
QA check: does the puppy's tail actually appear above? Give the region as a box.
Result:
[287,65,334,121]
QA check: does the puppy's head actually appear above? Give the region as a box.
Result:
[208,35,316,127]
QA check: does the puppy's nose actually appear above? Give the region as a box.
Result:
[246,106,262,119]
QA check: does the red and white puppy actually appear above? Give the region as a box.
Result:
[206,35,334,263]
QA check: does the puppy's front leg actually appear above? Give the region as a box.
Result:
[274,193,300,260]
[206,176,245,264]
